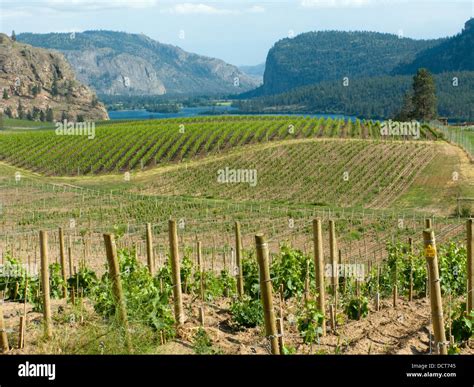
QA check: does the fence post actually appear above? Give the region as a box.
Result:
[58,227,67,299]
[0,300,8,352]
[145,223,155,276]
[277,318,285,354]
[467,219,474,313]
[169,220,184,325]
[197,241,205,301]
[103,233,132,352]
[18,316,25,349]
[235,221,244,298]
[423,229,447,355]
[255,234,280,355]
[313,219,326,336]
[39,231,52,339]
[329,220,338,306]
[408,237,414,302]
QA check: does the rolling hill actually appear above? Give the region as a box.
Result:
[394,18,474,75]
[248,30,442,96]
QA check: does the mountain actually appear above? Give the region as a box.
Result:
[0,33,108,121]
[252,30,443,96]
[393,18,474,74]
[17,31,260,96]
[239,63,265,83]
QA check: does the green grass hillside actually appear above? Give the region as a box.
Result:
[0,116,437,176]
[128,138,438,208]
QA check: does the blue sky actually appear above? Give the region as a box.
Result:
[1,0,472,66]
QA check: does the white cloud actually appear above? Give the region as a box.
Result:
[246,5,265,13]
[162,2,265,15]
[167,3,236,15]
[301,0,371,8]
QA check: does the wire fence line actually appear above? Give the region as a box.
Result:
[431,121,473,160]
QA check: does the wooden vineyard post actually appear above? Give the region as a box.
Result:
[313,219,326,336]
[339,249,345,294]
[103,233,132,352]
[329,220,338,307]
[235,221,244,298]
[425,219,432,299]
[18,316,25,349]
[393,285,398,308]
[58,227,67,299]
[39,231,52,339]
[199,307,205,326]
[0,300,9,352]
[425,218,432,229]
[467,219,474,313]
[68,236,73,278]
[197,241,205,301]
[304,259,310,302]
[375,264,381,311]
[408,237,414,302]
[169,220,184,325]
[330,304,336,333]
[255,234,280,355]
[145,223,155,276]
[423,229,447,355]
[277,318,285,354]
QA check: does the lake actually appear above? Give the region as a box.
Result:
[108,106,357,121]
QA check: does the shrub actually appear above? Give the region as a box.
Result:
[230,296,263,328]
[297,300,325,344]
[345,297,369,320]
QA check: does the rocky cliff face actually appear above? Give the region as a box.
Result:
[18,31,260,96]
[0,33,108,121]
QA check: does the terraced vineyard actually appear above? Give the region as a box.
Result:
[0,116,438,176]
[136,138,438,208]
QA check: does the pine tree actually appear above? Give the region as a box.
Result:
[51,75,59,96]
[11,30,16,42]
[17,101,25,119]
[32,84,41,97]
[395,92,414,121]
[2,89,8,100]
[46,107,54,122]
[412,68,437,121]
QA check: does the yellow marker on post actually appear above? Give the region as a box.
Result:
[425,244,436,258]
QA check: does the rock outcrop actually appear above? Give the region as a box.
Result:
[0,33,108,121]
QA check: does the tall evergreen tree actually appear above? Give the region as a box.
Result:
[46,107,54,122]
[51,75,59,96]
[412,68,437,121]
[17,101,24,119]
[11,30,16,42]
[395,92,414,121]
